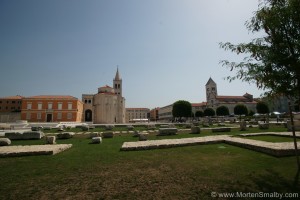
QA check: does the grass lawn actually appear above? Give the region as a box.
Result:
[0,125,300,199]
[237,135,297,143]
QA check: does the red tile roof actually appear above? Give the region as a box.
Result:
[192,102,207,107]
[25,95,78,100]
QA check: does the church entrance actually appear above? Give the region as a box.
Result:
[85,109,92,122]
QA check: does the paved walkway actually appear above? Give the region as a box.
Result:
[121,132,300,157]
[239,131,300,137]
[0,144,72,157]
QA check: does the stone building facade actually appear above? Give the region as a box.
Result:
[125,108,150,123]
[205,78,257,114]
[21,95,83,122]
[82,69,125,124]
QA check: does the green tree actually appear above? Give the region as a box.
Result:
[256,101,270,123]
[204,108,215,117]
[216,106,230,116]
[234,104,248,121]
[249,110,255,117]
[256,101,270,114]
[220,0,300,99]
[220,0,300,168]
[172,100,192,120]
[195,110,204,118]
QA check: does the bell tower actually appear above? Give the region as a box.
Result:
[205,77,218,107]
[113,67,122,96]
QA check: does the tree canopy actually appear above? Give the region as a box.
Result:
[220,0,300,99]
[172,100,192,118]
[234,104,248,116]
[195,110,204,118]
[204,108,215,117]
[256,101,270,114]
[216,106,230,116]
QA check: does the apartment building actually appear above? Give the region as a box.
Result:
[21,95,83,122]
[126,108,150,123]
[0,95,23,122]
[0,95,23,112]
[150,107,160,121]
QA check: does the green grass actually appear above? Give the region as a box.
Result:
[237,135,297,143]
[1,125,299,199]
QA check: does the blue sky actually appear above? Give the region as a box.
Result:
[0,0,262,108]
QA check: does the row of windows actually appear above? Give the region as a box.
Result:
[84,99,92,104]
[0,106,21,110]
[26,113,73,120]
[127,110,149,113]
[0,101,22,104]
[27,102,73,110]
[159,112,172,117]
[114,84,121,89]
[128,113,147,117]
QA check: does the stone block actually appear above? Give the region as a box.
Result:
[191,126,201,134]
[287,120,300,131]
[132,131,139,137]
[202,123,210,127]
[258,123,269,130]
[185,124,192,128]
[157,128,178,136]
[168,124,176,128]
[139,133,148,141]
[57,132,75,139]
[105,125,114,130]
[147,124,156,130]
[127,125,134,130]
[5,131,44,140]
[240,121,247,131]
[193,122,200,126]
[102,131,114,138]
[45,136,56,144]
[91,137,102,144]
[89,132,101,138]
[0,138,11,146]
[23,131,44,139]
[5,132,23,140]
[81,126,89,131]
[31,126,43,131]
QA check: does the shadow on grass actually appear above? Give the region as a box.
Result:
[255,170,299,193]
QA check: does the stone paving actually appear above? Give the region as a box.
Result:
[239,131,300,138]
[121,132,300,157]
[0,144,72,157]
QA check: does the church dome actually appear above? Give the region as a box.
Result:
[98,85,115,94]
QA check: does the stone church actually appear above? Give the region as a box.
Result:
[205,77,257,114]
[82,69,125,124]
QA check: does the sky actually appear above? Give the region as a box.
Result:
[0,0,263,109]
